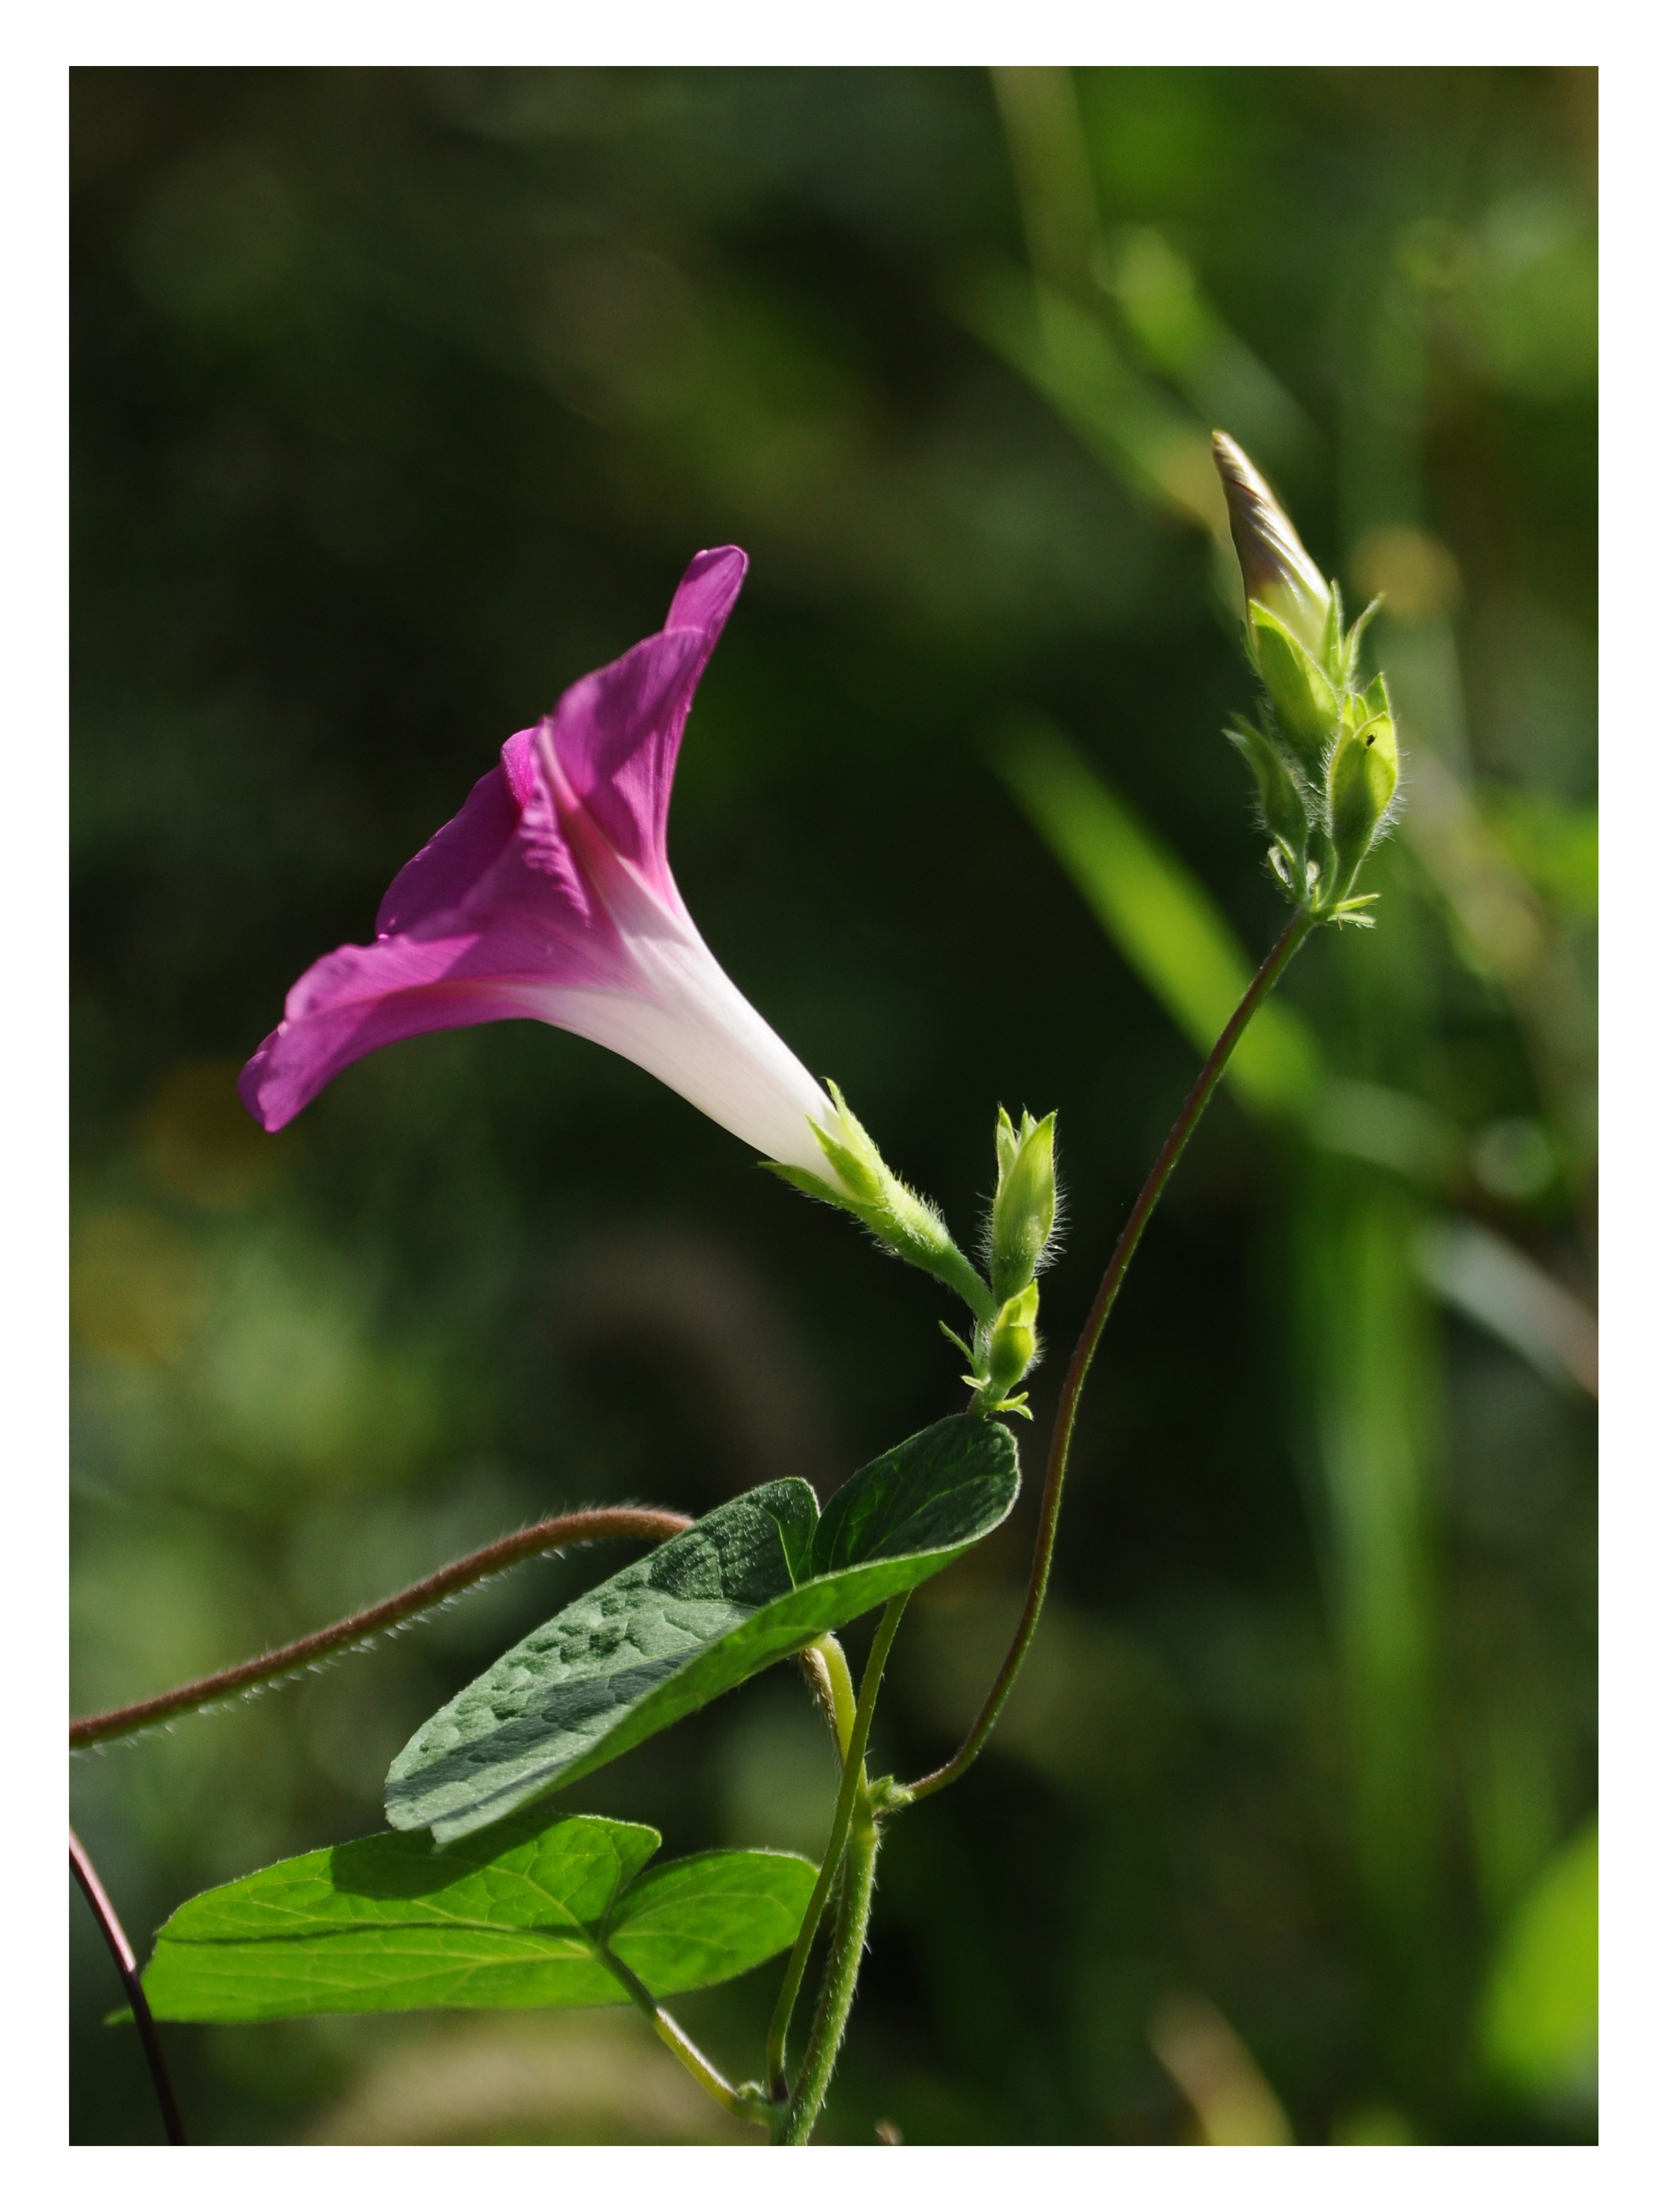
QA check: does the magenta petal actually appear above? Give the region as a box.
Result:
[237,937,550,1132]
[664,544,747,639]
[373,737,534,937]
[237,544,842,1175]
[543,548,745,903]
[540,626,711,907]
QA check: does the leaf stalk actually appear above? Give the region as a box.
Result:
[594,1939,770,2128]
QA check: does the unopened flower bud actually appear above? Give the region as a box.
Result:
[1214,433,1403,919]
[1248,607,1340,764]
[988,1108,1058,1304]
[981,1281,1041,1403]
[1213,430,1333,659]
[1326,678,1399,894]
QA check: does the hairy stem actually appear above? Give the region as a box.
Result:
[70,1828,187,2145]
[69,1507,690,1750]
[896,907,1316,1806]
[780,1796,880,2144]
[766,1595,909,2101]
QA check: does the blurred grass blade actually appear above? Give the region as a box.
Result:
[988,67,1099,298]
[1416,1217,1598,1397]
[1103,224,1317,474]
[1481,1819,1598,2099]
[1149,1992,1295,2144]
[945,255,1223,532]
[387,1414,1020,1844]
[1296,1167,1439,1944]
[139,1810,817,2025]
[995,715,1321,1115]
[1308,1078,1462,1185]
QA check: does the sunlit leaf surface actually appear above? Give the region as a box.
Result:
[141,1810,816,2024]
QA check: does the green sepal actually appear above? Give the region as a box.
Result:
[1226,716,1312,896]
[1249,603,1340,763]
[938,1319,978,1366]
[767,1161,849,1210]
[770,1083,996,1325]
[978,1282,1040,1405]
[993,1106,1022,1185]
[1341,597,1385,685]
[1325,687,1399,902]
[1319,579,1346,685]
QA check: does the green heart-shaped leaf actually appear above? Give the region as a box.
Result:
[137,1809,815,2025]
[386,1412,1019,1844]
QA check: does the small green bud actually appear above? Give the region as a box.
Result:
[988,1108,1058,1304]
[1326,684,1399,897]
[1248,604,1340,763]
[1213,429,1333,658]
[980,1281,1040,1406]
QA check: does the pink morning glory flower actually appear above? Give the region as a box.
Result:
[239,546,847,1183]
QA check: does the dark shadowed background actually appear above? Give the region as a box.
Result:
[71,65,1596,2145]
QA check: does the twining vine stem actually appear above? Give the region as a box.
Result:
[782,1783,882,2145]
[895,906,1317,1807]
[768,1594,910,2114]
[68,1507,691,1751]
[763,909,1315,2141]
[70,1829,187,2145]
[68,909,1314,2151]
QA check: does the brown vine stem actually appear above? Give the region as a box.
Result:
[896,906,1316,1806]
[69,1506,691,1750]
[71,1827,187,2144]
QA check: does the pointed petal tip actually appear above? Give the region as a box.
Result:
[666,545,748,640]
[1210,427,1268,498]
[237,1039,291,1134]
[1210,429,1329,624]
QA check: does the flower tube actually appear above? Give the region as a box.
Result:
[239,547,846,1184]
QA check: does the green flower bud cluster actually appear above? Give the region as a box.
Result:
[1214,432,1400,925]
[771,1094,1059,1419]
[945,1110,1060,1419]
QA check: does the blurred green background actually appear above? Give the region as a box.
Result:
[70,65,1596,2146]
